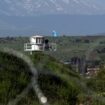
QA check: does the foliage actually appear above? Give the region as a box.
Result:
[87,68,105,93]
[1,36,105,105]
[0,52,31,105]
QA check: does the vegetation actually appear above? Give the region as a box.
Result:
[0,50,86,105]
[0,36,105,105]
[0,51,31,105]
[30,52,82,105]
[87,67,105,94]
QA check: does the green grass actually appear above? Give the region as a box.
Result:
[0,50,105,105]
[0,51,31,105]
[0,36,105,105]
[0,50,85,105]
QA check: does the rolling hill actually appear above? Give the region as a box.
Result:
[0,48,105,105]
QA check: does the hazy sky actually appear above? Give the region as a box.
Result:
[0,0,105,36]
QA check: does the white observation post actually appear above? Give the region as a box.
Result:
[24,35,56,53]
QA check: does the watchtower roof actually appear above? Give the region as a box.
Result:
[31,35,44,38]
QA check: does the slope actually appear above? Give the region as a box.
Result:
[0,50,105,105]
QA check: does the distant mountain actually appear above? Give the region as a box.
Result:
[0,15,105,36]
[0,0,105,16]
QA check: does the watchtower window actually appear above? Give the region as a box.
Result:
[36,38,38,44]
[39,38,41,43]
[36,38,43,44]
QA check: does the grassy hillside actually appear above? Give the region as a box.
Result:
[0,50,105,105]
[30,52,105,105]
[30,52,82,105]
[0,51,32,105]
[0,50,84,105]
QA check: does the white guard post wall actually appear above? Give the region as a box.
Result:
[24,35,44,52]
[24,35,57,54]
